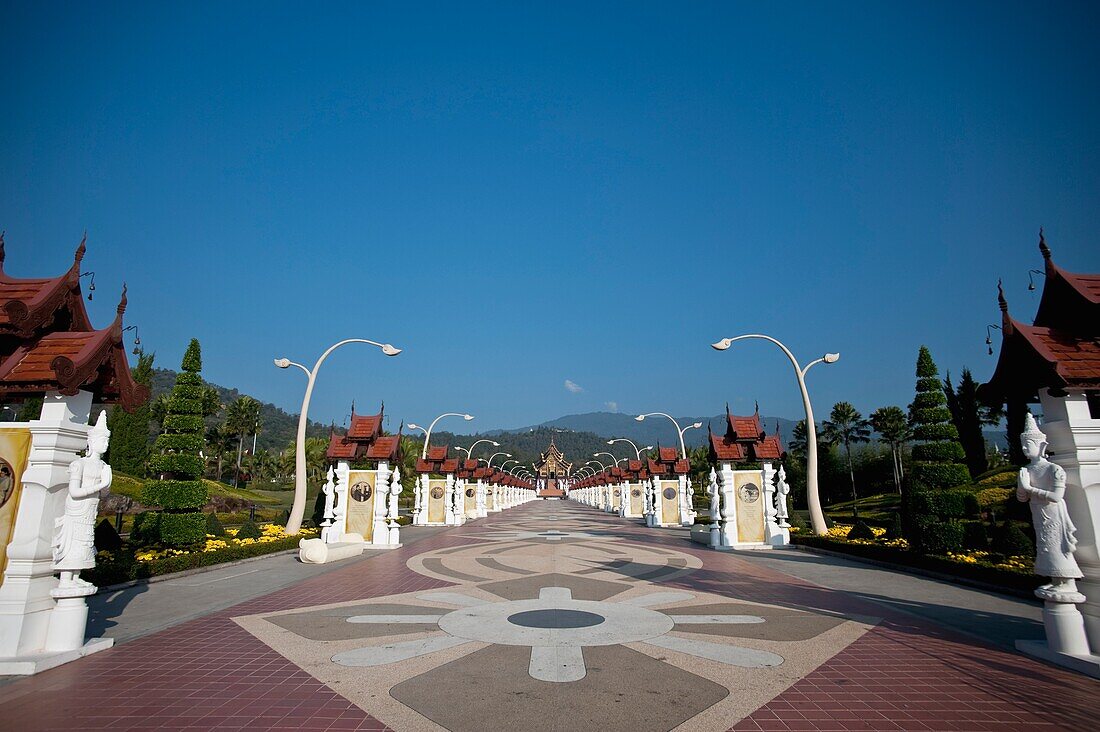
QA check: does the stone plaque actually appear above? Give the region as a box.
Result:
[428,479,447,523]
[0,428,31,587]
[660,480,680,525]
[346,470,377,541]
[733,471,765,543]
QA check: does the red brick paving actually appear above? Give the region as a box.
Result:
[1,502,1097,731]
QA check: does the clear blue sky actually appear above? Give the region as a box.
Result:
[3,1,1099,432]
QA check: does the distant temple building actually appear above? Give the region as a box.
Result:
[534,437,572,498]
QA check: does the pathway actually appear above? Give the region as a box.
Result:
[0,501,1095,731]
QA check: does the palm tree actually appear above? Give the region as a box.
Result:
[205,423,236,482]
[821,402,871,518]
[226,396,262,487]
[789,420,809,459]
[870,406,912,495]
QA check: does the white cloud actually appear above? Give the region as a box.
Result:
[564,379,584,394]
[605,401,619,412]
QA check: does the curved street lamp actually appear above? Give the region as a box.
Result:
[711,334,839,536]
[483,452,512,469]
[408,412,474,459]
[274,338,401,535]
[607,438,652,460]
[455,438,500,460]
[634,412,702,459]
[593,452,627,467]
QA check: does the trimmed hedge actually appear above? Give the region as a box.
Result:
[847,520,877,541]
[88,534,303,586]
[994,521,1034,557]
[148,453,205,477]
[236,518,262,539]
[911,463,971,490]
[912,517,965,555]
[153,433,204,453]
[162,414,205,432]
[963,520,989,550]
[911,441,966,463]
[94,518,123,551]
[910,489,979,520]
[131,511,161,544]
[912,423,962,442]
[205,511,226,537]
[159,512,208,546]
[175,372,202,387]
[791,535,1038,594]
[141,480,207,510]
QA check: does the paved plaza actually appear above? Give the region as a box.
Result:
[1,501,1097,731]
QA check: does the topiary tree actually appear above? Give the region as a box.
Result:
[908,346,970,490]
[205,511,226,537]
[141,339,209,546]
[106,351,155,476]
[236,518,262,540]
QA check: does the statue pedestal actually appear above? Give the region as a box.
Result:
[1017,588,1100,679]
[0,582,112,676]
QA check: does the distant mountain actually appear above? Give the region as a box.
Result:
[497,411,799,448]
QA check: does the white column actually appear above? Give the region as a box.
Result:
[373,461,391,545]
[332,462,349,541]
[386,466,402,545]
[1040,390,1100,655]
[678,474,692,526]
[718,461,737,547]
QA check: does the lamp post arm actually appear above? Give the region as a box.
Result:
[423,412,468,459]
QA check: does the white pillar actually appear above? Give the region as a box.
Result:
[718,461,737,547]
[373,461,391,544]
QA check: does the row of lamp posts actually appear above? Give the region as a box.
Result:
[273,333,837,536]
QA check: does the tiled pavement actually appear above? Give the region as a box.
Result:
[0,501,1096,731]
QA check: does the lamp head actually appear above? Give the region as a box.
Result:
[504,453,513,458]
[463,414,474,421]
[643,445,653,451]
[691,422,702,429]
[634,415,645,422]
[711,338,732,351]
[491,440,500,446]
[381,344,402,356]
[824,353,840,364]
[606,439,614,445]
[273,358,291,368]
[407,423,420,430]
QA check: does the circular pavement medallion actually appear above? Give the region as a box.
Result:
[508,609,605,629]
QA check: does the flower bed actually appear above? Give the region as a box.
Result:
[90,524,319,587]
[792,524,1038,595]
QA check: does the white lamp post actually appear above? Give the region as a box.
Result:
[634,413,702,459]
[593,452,627,467]
[711,334,839,536]
[483,452,512,470]
[274,338,401,535]
[407,413,474,459]
[607,438,653,460]
[455,438,500,460]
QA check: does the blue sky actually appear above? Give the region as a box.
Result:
[3,1,1099,433]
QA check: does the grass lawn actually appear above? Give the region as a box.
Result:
[110,473,285,506]
[824,492,901,522]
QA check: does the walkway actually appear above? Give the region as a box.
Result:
[0,501,1096,731]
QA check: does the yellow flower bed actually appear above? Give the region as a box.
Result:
[135,524,318,561]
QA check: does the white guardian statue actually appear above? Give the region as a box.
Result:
[52,410,112,590]
[1017,412,1083,596]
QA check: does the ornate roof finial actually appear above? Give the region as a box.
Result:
[350,399,356,416]
[379,400,384,415]
[0,230,6,267]
[116,283,128,316]
[725,401,730,417]
[1039,227,1051,260]
[754,400,759,416]
[75,232,87,264]
[997,278,1008,313]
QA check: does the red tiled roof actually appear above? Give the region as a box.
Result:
[365,434,401,461]
[728,414,763,440]
[426,446,448,461]
[326,434,357,460]
[710,432,747,461]
[657,447,679,462]
[754,435,784,460]
[347,412,382,439]
[0,234,92,337]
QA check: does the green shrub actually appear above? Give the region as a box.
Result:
[847,520,876,541]
[141,480,207,510]
[158,512,207,546]
[913,517,965,555]
[236,519,262,540]
[94,518,123,551]
[993,521,1034,557]
[148,453,205,477]
[911,489,980,520]
[161,414,205,432]
[205,512,226,537]
[884,513,903,540]
[130,511,161,545]
[911,463,971,490]
[787,504,807,531]
[153,433,204,453]
[976,486,1012,507]
[962,520,989,550]
[174,372,202,387]
[911,441,966,463]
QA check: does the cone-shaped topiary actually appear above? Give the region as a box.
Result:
[847,520,876,541]
[141,339,209,546]
[205,511,226,537]
[236,518,262,540]
[909,346,970,489]
[884,512,904,540]
[94,518,123,551]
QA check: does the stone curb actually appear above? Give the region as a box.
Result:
[95,548,302,594]
[785,544,1039,601]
